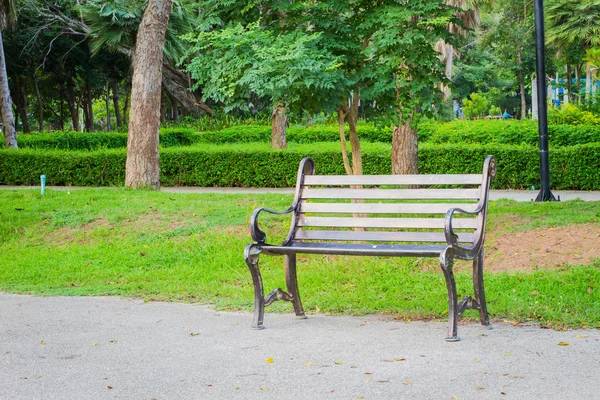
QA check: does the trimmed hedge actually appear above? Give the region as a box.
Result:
[2,142,599,190]
[196,121,600,147]
[17,128,198,150]
[196,124,391,144]
[16,121,600,150]
[421,120,600,147]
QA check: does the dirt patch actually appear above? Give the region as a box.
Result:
[484,224,600,272]
[47,218,114,245]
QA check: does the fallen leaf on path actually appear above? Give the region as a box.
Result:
[376,380,389,383]
[305,361,313,366]
[402,381,411,385]
[557,342,570,346]
[334,361,345,365]
[40,341,45,345]
[575,335,588,339]
[394,356,406,361]
[266,358,274,363]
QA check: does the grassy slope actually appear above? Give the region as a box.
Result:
[0,189,599,328]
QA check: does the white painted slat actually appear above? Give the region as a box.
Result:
[295,230,475,243]
[299,202,479,214]
[301,188,480,200]
[297,217,478,229]
[303,174,483,186]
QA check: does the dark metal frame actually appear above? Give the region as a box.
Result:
[533,0,557,202]
[244,156,496,341]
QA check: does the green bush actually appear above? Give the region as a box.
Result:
[196,124,391,144]
[17,120,600,151]
[18,129,198,150]
[548,104,600,125]
[423,120,600,147]
[2,142,599,190]
[463,92,489,119]
[199,121,600,147]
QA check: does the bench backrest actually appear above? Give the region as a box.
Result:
[286,156,496,246]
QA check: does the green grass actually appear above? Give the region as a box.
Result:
[1,188,599,328]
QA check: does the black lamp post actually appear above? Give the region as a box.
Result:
[533,0,557,201]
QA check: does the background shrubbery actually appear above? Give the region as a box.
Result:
[2,141,599,190]
[17,120,600,149]
[18,128,199,150]
[4,119,598,190]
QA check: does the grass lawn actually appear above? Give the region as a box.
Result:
[1,188,599,329]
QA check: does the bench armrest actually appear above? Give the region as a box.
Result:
[250,206,295,244]
[444,204,485,259]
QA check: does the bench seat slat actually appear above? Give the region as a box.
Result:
[298,217,478,229]
[301,188,480,200]
[261,242,448,257]
[303,174,483,186]
[300,202,479,214]
[295,229,475,243]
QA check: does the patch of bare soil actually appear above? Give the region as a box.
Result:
[484,224,600,272]
[47,218,114,245]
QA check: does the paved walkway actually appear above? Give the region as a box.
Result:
[1,293,598,399]
[2,185,600,201]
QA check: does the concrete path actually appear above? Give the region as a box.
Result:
[1,293,598,399]
[2,185,600,201]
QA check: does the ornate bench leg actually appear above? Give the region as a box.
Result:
[440,247,459,342]
[244,244,265,329]
[285,253,307,319]
[473,249,490,327]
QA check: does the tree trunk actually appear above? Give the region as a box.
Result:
[123,85,129,124]
[519,72,526,119]
[346,92,362,176]
[586,63,592,102]
[84,78,94,132]
[169,92,179,122]
[270,103,287,149]
[62,77,79,131]
[162,60,214,116]
[160,90,165,124]
[105,81,111,131]
[110,78,122,128]
[33,74,44,131]
[58,89,64,130]
[13,77,30,133]
[436,40,453,101]
[392,117,418,175]
[125,0,172,189]
[566,63,572,102]
[338,106,352,175]
[0,31,17,148]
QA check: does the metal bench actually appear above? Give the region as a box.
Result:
[244,156,496,341]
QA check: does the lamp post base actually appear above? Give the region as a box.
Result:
[535,188,558,202]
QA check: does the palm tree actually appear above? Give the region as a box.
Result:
[546,0,600,100]
[437,0,487,101]
[79,0,213,116]
[0,0,17,148]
